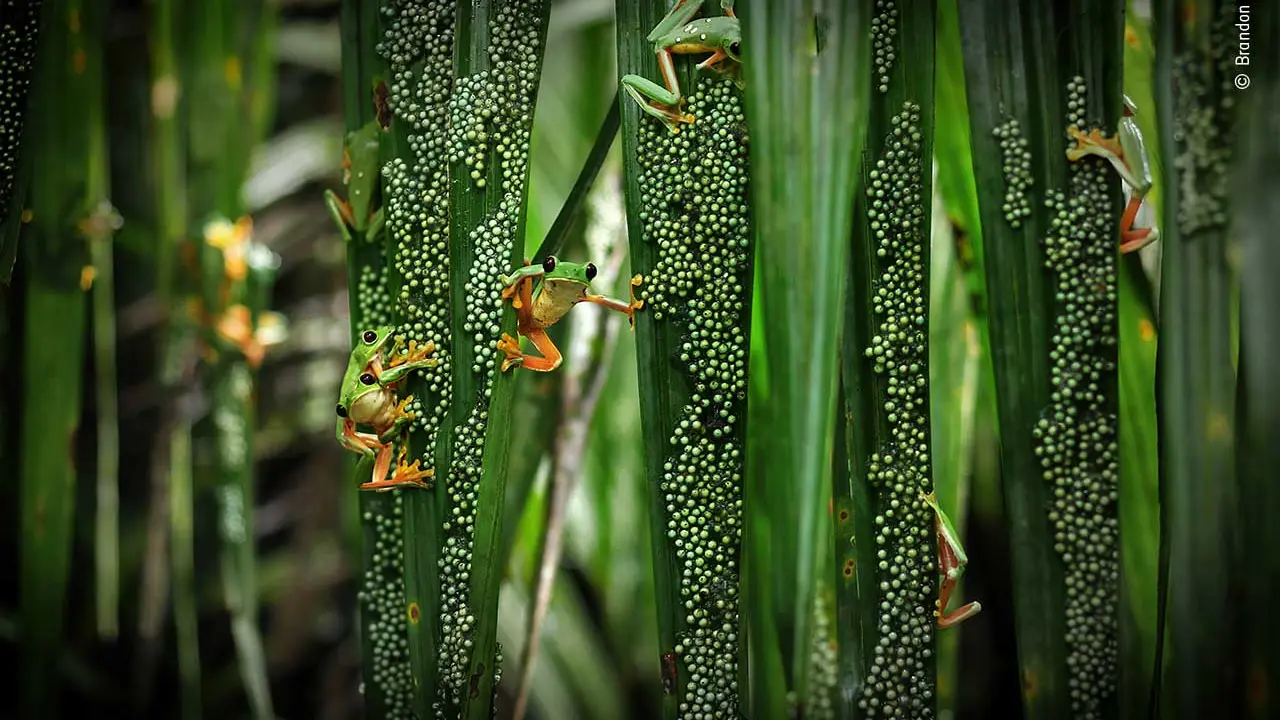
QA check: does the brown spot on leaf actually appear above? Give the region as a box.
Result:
[1022,667,1039,701]
[469,663,485,698]
[842,557,856,579]
[373,79,392,130]
[661,652,677,695]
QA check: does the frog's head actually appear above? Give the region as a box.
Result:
[722,26,741,64]
[336,326,395,416]
[541,255,598,286]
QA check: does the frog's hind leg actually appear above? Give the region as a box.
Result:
[499,327,562,373]
[361,445,434,491]
[935,570,982,629]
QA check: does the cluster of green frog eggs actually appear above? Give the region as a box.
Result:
[1171,40,1233,238]
[635,80,751,321]
[993,119,1033,227]
[871,0,899,93]
[635,76,750,720]
[356,265,392,326]
[357,496,415,717]
[449,72,493,188]
[0,0,40,211]
[433,409,486,713]
[858,102,936,719]
[804,594,839,720]
[1034,78,1118,720]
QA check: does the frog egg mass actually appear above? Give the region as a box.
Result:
[637,74,750,720]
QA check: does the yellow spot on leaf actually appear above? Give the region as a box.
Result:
[80,266,95,291]
[224,56,242,91]
[1207,411,1230,441]
[842,557,855,579]
[74,49,86,74]
[407,601,421,625]
[1139,319,1155,342]
[1124,25,1140,49]
[152,76,179,119]
[21,209,33,223]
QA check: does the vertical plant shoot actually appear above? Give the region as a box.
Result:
[379,0,549,715]
[379,1,457,713]
[844,0,937,715]
[1035,76,1119,719]
[633,73,753,718]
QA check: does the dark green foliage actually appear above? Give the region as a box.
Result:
[1152,0,1242,714]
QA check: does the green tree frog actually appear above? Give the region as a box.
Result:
[1066,94,1159,254]
[620,0,740,134]
[324,120,385,244]
[496,256,644,373]
[920,490,982,629]
[335,327,437,490]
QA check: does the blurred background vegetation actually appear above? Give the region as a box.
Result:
[0,0,1274,719]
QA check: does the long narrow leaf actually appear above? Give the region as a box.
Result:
[1153,0,1241,714]
[1235,4,1280,715]
[742,0,869,716]
[18,0,95,713]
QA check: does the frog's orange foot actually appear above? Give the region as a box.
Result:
[360,449,434,491]
[1065,125,1123,162]
[496,333,526,371]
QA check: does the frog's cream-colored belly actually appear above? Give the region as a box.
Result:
[531,279,587,328]
[350,388,397,432]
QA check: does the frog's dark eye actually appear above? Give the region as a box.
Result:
[585,263,597,281]
[543,256,557,274]
[362,330,377,344]
[360,373,376,385]
[335,404,348,418]
[729,42,741,56]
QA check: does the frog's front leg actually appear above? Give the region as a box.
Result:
[583,274,645,331]
[324,189,357,244]
[497,269,544,371]
[375,396,418,445]
[380,341,438,384]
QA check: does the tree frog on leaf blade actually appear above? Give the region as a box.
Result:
[324,120,385,244]
[335,327,437,490]
[920,490,982,629]
[620,0,741,134]
[1065,94,1159,254]
[496,256,644,373]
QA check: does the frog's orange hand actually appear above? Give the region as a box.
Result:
[583,274,645,331]
[387,339,437,370]
[500,258,535,309]
[1066,125,1124,161]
